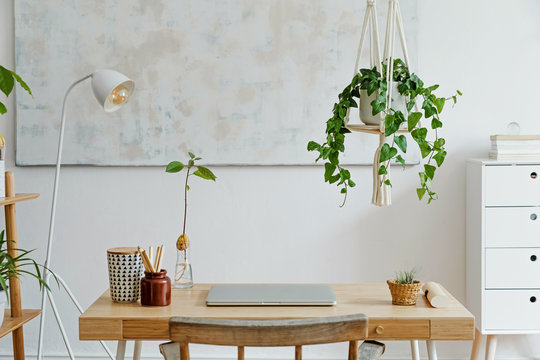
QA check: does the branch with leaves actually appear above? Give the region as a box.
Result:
[165,152,216,252]
[308,58,461,206]
[0,65,32,115]
[0,230,57,303]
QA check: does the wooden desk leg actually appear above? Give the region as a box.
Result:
[410,340,420,360]
[485,335,497,360]
[470,328,483,360]
[349,340,358,360]
[116,340,127,360]
[133,341,142,360]
[426,341,438,360]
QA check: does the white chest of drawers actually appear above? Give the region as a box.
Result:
[467,159,540,359]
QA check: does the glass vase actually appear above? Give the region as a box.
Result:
[174,247,193,289]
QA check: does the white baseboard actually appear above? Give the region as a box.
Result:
[0,356,508,360]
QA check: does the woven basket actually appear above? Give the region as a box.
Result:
[387,280,422,306]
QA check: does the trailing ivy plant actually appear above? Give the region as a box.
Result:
[308,58,461,206]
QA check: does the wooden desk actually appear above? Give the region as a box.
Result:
[80,284,474,359]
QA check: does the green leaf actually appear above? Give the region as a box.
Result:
[0,101,6,115]
[324,163,336,182]
[378,165,387,175]
[434,97,445,113]
[395,135,407,153]
[329,151,339,165]
[407,112,422,131]
[420,141,432,158]
[348,179,356,187]
[427,84,439,91]
[341,188,347,194]
[411,128,427,145]
[384,179,392,187]
[419,172,427,187]
[186,185,190,191]
[10,71,32,96]
[456,90,463,96]
[307,141,320,151]
[424,164,436,179]
[329,174,340,184]
[165,161,184,173]
[188,152,195,159]
[0,66,14,97]
[188,159,195,167]
[431,118,443,129]
[395,155,406,168]
[416,188,426,200]
[433,150,447,167]
[193,166,217,181]
[384,114,399,136]
[194,157,202,160]
[379,144,398,162]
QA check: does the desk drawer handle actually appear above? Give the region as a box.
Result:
[531,214,538,221]
[532,172,538,179]
[531,255,537,262]
[375,325,384,335]
[531,296,537,303]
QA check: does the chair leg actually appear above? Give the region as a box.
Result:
[485,335,497,360]
[116,340,127,360]
[349,340,359,360]
[238,346,245,360]
[295,345,302,360]
[410,341,420,360]
[470,328,483,360]
[180,343,190,360]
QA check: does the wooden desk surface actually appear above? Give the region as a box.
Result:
[79,284,474,341]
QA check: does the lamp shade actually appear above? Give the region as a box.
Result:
[91,69,135,112]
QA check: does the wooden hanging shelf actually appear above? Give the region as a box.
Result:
[0,193,39,206]
[0,309,41,339]
[346,124,409,135]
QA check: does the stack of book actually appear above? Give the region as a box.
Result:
[489,135,540,160]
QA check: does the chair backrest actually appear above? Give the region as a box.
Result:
[168,314,368,360]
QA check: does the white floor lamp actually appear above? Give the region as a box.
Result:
[37,69,135,360]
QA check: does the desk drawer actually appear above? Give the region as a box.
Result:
[485,165,540,206]
[485,207,540,247]
[368,319,429,339]
[485,290,540,330]
[485,248,540,288]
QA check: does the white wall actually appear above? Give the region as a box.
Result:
[1,0,540,358]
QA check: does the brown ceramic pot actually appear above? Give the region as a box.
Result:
[140,270,171,306]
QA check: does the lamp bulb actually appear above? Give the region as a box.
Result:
[109,84,129,105]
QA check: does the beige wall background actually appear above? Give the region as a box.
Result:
[1,0,540,359]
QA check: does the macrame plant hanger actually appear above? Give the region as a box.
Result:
[345,0,419,207]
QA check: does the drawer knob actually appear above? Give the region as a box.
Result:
[532,255,537,262]
[375,325,384,334]
[532,214,538,221]
[531,296,537,303]
[532,172,538,179]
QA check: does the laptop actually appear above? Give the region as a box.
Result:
[206,284,337,306]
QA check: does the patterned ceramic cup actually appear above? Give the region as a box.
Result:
[107,247,143,303]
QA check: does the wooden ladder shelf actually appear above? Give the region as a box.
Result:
[0,171,40,359]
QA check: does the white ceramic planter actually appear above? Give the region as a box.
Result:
[0,160,5,198]
[0,289,7,326]
[359,87,408,126]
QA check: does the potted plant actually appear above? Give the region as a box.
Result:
[307,58,461,206]
[0,65,32,196]
[387,268,422,306]
[166,152,216,288]
[0,230,53,325]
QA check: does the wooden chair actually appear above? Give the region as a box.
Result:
[161,314,368,360]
